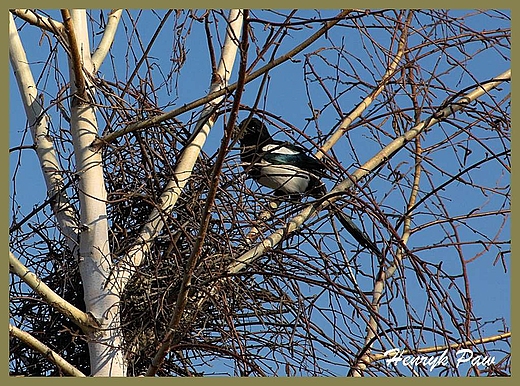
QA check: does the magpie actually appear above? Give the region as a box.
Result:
[238,117,383,260]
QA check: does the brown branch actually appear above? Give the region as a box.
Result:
[60,9,87,101]
[92,9,352,148]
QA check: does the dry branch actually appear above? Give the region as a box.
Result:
[227,69,511,279]
[9,324,86,377]
[9,250,97,333]
[92,9,352,147]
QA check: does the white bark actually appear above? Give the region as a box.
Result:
[91,9,122,71]
[65,10,125,376]
[9,325,87,377]
[9,250,94,331]
[10,9,65,34]
[9,12,79,252]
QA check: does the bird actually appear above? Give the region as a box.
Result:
[238,117,383,261]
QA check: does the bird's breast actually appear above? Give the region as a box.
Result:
[255,163,312,194]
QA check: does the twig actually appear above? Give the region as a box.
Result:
[316,11,411,159]
[9,250,98,333]
[9,324,87,377]
[92,9,352,147]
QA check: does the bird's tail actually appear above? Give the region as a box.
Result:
[330,205,383,262]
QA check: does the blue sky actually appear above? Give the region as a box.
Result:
[10,9,510,376]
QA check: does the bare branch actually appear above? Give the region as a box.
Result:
[226,69,511,275]
[9,324,87,377]
[91,9,123,71]
[368,332,511,364]
[10,9,64,34]
[317,11,412,158]
[9,250,97,333]
[145,9,245,376]
[92,9,352,147]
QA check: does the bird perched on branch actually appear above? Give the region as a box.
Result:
[238,117,382,260]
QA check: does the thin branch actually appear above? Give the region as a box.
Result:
[368,332,511,363]
[316,10,411,159]
[10,9,64,34]
[106,9,174,115]
[9,251,98,333]
[350,16,419,373]
[61,9,87,101]
[92,9,352,147]
[9,324,87,377]
[225,68,511,275]
[91,9,123,71]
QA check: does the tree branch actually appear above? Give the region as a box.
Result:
[92,9,352,147]
[91,9,123,72]
[9,12,79,251]
[9,251,98,333]
[10,9,64,34]
[61,9,88,101]
[9,324,87,377]
[147,10,252,376]
[226,68,511,275]
[368,332,511,363]
[317,10,411,159]
[112,9,245,293]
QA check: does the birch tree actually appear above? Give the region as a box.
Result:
[10,9,510,377]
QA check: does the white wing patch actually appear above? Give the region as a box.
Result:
[261,144,299,155]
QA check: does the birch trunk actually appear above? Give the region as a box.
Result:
[65,10,125,376]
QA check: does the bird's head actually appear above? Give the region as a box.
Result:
[237,117,273,147]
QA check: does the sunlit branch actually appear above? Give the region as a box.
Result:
[91,9,123,71]
[10,9,64,33]
[8,12,79,250]
[226,68,511,276]
[9,324,87,377]
[9,251,97,333]
[92,9,352,147]
[61,9,87,101]
[367,332,511,363]
[316,11,412,158]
